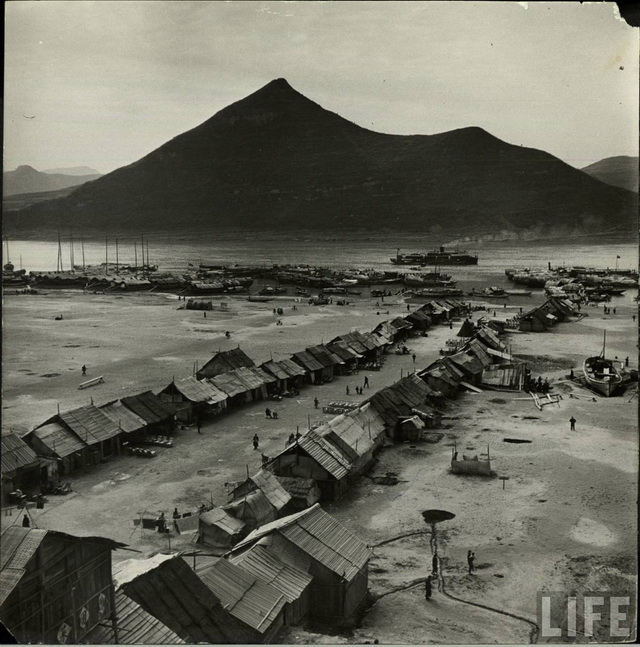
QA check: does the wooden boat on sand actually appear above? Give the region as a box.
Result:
[582,332,624,397]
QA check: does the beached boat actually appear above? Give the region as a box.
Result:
[468,287,508,298]
[407,287,464,299]
[583,332,624,397]
[259,286,287,295]
[504,289,532,296]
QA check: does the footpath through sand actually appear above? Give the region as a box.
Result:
[2,290,637,644]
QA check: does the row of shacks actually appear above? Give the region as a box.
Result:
[2,300,467,496]
[0,306,547,643]
[0,503,371,643]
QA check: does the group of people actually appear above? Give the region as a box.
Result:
[524,371,550,394]
[264,408,278,419]
[602,305,616,315]
[346,385,366,395]
[425,550,476,600]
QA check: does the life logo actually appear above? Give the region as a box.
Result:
[537,591,636,641]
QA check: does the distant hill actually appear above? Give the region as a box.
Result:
[43,165,101,176]
[2,185,81,211]
[581,156,638,193]
[3,165,102,197]
[4,79,637,238]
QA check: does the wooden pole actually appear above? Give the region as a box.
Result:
[81,237,86,271]
[105,236,109,275]
[134,241,138,270]
[115,238,119,274]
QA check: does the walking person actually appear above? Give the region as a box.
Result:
[265,407,271,419]
[364,375,370,389]
[22,514,30,528]
[157,513,166,533]
[569,416,576,431]
[81,364,87,376]
[346,385,350,395]
[412,353,416,363]
[467,550,475,574]
[252,434,260,450]
[314,397,319,409]
[424,575,432,600]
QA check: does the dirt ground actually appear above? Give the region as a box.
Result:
[1,289,637,644]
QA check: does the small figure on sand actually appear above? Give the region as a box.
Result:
[569,416,576,431]
[625,356,629,367]
[272,410,278,419]
[203,311,207,318]
[412,353,416,363]
[569,369,574,380]
[363,375,370,389]
[173,507,180,519]
[252,434,260,450]
[424,575,432,600]
[82,365,87,376]
[22,514,30,528]
[467,550,475,574]
[197,418,202,434]
[157,512,166,533]
[225,330,231,338]
[265,408,272,419]
[346,385,350,395]
[287,433,296,446]
[314,397,319,409]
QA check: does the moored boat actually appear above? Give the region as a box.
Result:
[582,332,624,397]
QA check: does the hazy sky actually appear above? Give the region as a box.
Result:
[4,1,638,174]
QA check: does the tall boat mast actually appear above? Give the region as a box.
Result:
[105,236,109,275]
[601,330,606,358]
[57,231,63,273]
[116,238,119,274]
[146,239,150,271]
[140,234,144,269]
[81,236,86,271]
[69,229,75,272]
[134,241,138,270]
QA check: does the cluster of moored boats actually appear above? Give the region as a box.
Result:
[505,264,638,303]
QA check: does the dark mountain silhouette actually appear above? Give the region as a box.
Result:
[3,165,101,197]
[4,79,636,237]
[581,156,638,193]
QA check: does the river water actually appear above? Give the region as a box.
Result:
[3,235,638,307]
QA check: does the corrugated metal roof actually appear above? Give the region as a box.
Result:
[277,358,308,378]
[231,545,312,602]
[99,400,148,434]
[316,415,373,462]
[390,317,413,330]
[84,588,186,644]
[291,351,324,372]
[250,470,292,511]
[198,349,256,379]
[223,490,276,527]
[200,507,246,536]
[121,391,172,425]
[448,350,485,376]
[121,555,253,644]
[331,333,368,355]
[1,434,39,475]
[199,559,286,633]
[248,366,277,385]
[232,367,267,391]
[297,430,351,479]
[306,345,343,368]
[208,372,248,398]
[260,361,288,381]
[59,405,121,445]
[33,422,90,458]
[350,330,378,352]
[275,476,317,497]
[465,339,493,367]
[170,377,228,404]
[327,340,362,361]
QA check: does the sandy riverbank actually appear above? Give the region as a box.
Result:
[1,289,637,644]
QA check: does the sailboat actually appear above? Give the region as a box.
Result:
[582,331,624,397]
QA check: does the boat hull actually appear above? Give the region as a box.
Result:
[582,357,624,397]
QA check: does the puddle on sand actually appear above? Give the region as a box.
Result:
[570,517,617,547]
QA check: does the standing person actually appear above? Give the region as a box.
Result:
[172,507,180,520]
[424,575,432,600]
[467,550,475,574]
[265,407,271,419]
[412,353,416,363]
[204,311,207,318]
[287,433,296,446]
[364,375,370,389]
[625,356,629,367]
[633,314,636,323]
[346,385,350,395]
[196,418,202,434]
[314,397,319,409]
[22,514,30,528]
[252,434,260,450]
[157,513,166,533]
[81,364,87,376]
[569,416,576,431]
[407,304,411,312]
